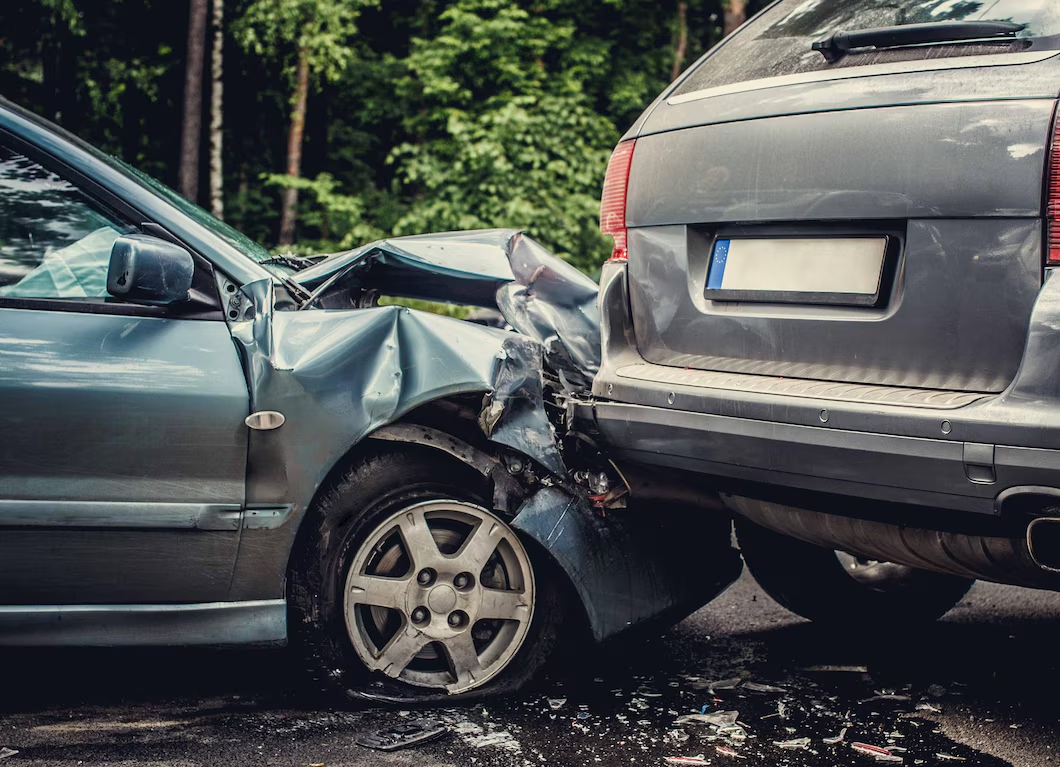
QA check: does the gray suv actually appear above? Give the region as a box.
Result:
[592,0,1060,622]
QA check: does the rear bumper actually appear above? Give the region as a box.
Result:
[592,262,1060,518]
[592,399,1060,516]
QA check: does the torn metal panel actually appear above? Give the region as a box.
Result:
[511,487,742,642]
[296,229,601,389]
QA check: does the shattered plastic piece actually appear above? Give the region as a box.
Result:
[356,720,447,751]
[717,725,748,742]
[667,730,690,743]
[861,694,911,703]
[675,710,740,727]
[915,703,941,713]
[774,737,811,750]
[852,742,903,763]
[548,698,567,710]
[801,665,869,673]
[576,712,591,720]
[0,749,16,761]
[665,757,709,765]
[715,745,746,759]
[743,681,787,694]
[823,727,849,744]
[935,754,966,762]
[709,677,742,694]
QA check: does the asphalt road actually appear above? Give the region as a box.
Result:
[2,570,1059,767]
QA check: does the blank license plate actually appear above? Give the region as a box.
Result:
[705,237,888,306]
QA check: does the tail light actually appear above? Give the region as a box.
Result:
[600,139,636,262]
[1049,109,1060,265]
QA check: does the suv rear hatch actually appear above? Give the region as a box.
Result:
[620,0,1060,395]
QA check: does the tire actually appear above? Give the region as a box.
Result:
[735,517,974,625]
[288,446,563,704]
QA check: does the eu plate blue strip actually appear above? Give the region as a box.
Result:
[707,239,730,290]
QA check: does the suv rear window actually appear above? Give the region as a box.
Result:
[673,0,1060,97]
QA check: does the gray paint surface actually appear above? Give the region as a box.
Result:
[0,309,248,604]
[627,220,1042,393]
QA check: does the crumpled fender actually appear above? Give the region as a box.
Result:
[295,228,601,383]
[511,487,742,642]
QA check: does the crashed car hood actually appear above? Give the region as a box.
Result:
[294,229,602,379]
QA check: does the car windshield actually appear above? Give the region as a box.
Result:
[673,0,1060,97]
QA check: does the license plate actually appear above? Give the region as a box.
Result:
[705,237,888,306]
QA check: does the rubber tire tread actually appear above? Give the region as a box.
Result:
[735,516,974,625]
[287,446,563,704]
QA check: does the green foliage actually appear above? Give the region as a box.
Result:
[234,0,376,88]
[0,0,774,275]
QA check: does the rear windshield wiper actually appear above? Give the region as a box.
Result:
[812,20,1025,63]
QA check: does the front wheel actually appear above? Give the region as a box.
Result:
[735,517,974,625]
[288,447,563,702]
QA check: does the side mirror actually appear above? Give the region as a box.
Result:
[107,234,195,304]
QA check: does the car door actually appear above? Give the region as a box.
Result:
[0,136,251,605]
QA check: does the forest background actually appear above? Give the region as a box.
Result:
[0,0,767,275]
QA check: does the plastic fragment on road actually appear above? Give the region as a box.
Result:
[548,698,567,710]
[708,677,742,694]
[852,742,904,763]
[743,681,787,694]
[800,665,869,673]
[823,727,849,744]
[715,745,746,759]
[915,703,941,713]
[861,693,911,703]
[356,719,448,751]
[675,710,739,727]
[576,712,591,720]
[935,755,967,762]
[774,737,811,750]
[665,756,709,765]
[0,749,17,761]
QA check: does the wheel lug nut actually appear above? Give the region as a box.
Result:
[417,569,434,586]
[454,573,468,589]
[448,611,463,627]
[411,607,428,624]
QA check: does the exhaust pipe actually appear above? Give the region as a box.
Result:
[723,494,1060,590]
[1027,517,1060,572]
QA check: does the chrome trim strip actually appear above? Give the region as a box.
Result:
[667,50,1060,106]
[0,600,286,646]
[616,363,988,410]
[0,501,242,530]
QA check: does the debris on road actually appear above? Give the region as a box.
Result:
[852,741,904,763]
[773,737,812,750]
[935,754,967,762]
[823,727,849,744]
[707,677,742,694]
[675,710,739,727]
[743,681,787,694]
[715,745,746,759]
[664,756,709,765]
[0,749,17,761]
[548,698,567,710]
[915,703,942,713]
[355,719,448,752]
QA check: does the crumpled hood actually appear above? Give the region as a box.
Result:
[294,229,601,381]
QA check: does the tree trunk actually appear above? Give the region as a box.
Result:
[671,1,689,81]
[724,0,748,37]
[208,0,224,219]
[179,0,208,202]
[278,47,310,246]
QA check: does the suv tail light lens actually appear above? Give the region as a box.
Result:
[1049,110,1060,265]
[600,140,636,262]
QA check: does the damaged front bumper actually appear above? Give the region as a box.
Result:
[232,229,740,646]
